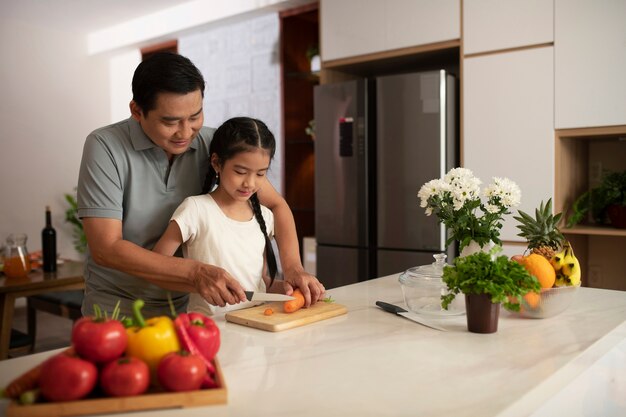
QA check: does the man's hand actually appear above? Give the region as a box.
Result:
[283,267,325,307]
[191,262,248,307]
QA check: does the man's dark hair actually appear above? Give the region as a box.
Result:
[132,52,205,114]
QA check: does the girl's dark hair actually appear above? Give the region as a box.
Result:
[132,52,205,114]
[204,117,278,288]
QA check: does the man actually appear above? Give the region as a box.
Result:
[77,52,324,317]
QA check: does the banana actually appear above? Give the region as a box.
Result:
[554,273,569,287]
[550,244,568,272]
[560,242,581,286]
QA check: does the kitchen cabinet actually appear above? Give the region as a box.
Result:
[555,126,626,291]
[554,0,626,129]
[320,0,460,62]
[463,46,554,242]
[463,0,553,55]
[280,3,319,251]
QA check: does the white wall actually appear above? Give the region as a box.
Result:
[0,20,112,261]
[180,13,283,193]
[0,4,287,262]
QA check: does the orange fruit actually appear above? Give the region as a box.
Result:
[521,254,556,289]
[523,291,541,309]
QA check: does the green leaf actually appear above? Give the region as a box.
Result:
[441,250,541,311]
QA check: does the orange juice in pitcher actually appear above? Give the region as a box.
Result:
[3,233,31,278]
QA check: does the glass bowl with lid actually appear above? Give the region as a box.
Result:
[398,253,465,316]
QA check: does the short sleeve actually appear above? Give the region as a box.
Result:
[171,197,199,244]
[77,134,124,220]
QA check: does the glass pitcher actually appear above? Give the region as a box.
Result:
[4,233,31,278]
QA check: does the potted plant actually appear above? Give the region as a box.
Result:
[64,190,87,254]
[441,249,541,333]
[566,170,626,229]
[305,44,320,73]
[417,168,522,256]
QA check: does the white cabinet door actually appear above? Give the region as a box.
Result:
[321,0,460,62]
[464,47,554,242]
[555,0,626,129]
[386,0,460,50]
[320,0,386,61]
[463,0,553,55]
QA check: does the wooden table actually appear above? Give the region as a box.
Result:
[0,261,84,360]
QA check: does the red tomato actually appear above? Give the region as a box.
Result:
[157,351,207,392]
[39,353,98,401]
[72,317,127,363]
[100,357,150,397]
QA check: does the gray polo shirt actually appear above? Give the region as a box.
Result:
[77,117,213,317]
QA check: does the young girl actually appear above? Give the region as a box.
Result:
[153,116,280,315]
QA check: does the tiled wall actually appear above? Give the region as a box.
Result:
[180,13,283,194]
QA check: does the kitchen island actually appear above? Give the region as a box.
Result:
[1,274,625,417]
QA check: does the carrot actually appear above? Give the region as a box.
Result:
[283,289,305,313]
[3,346,74,399]
[263,308,274,316]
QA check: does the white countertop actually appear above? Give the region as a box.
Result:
[2,274,626,417]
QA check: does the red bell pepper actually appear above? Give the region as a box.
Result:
[173,312,220,387]
[186,313,221,361]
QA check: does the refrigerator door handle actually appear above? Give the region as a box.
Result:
[439,70,448,252]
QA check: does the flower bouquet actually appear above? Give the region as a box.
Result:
[417,168,521,254]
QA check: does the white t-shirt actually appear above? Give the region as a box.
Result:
[170,194,274,315]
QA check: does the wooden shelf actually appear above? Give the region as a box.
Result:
[280,3,319,252]
[286,71,320,82]
[555,125,626,291]
[563,225,626,237]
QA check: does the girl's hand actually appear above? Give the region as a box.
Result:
[266,279,292,296]
[283,267,325,307]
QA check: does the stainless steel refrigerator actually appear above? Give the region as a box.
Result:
[314,70,457,289]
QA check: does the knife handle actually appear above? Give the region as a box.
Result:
[244,291,253,301]
[375,301,408,315]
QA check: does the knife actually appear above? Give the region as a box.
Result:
[375,301,447,331]
[244,291,295,302]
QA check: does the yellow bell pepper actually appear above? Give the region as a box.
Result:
[125,299,180,371]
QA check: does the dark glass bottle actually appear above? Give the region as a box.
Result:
[42,205,57,272]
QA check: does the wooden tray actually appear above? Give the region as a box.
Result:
[225,301,347,332]
[6,357,227,417]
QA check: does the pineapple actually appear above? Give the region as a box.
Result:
[513,199,565,260]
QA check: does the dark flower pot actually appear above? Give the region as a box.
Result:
[465,293,500,334]
[607,204,626,229]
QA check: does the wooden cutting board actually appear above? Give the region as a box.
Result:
[225,301,347,332]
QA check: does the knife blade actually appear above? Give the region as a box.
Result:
[244,291,295,302]
[375,301,447,331]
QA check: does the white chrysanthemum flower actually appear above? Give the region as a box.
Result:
[485,203,500,214]
[451,188,472,210]
[425,207,433,216]
[486,177,521,208]
[418,179,449,208]
[449,176,481,208]
[444,167,475,185]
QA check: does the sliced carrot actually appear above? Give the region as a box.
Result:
[264,308,274,316]
[283,289,305,313]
